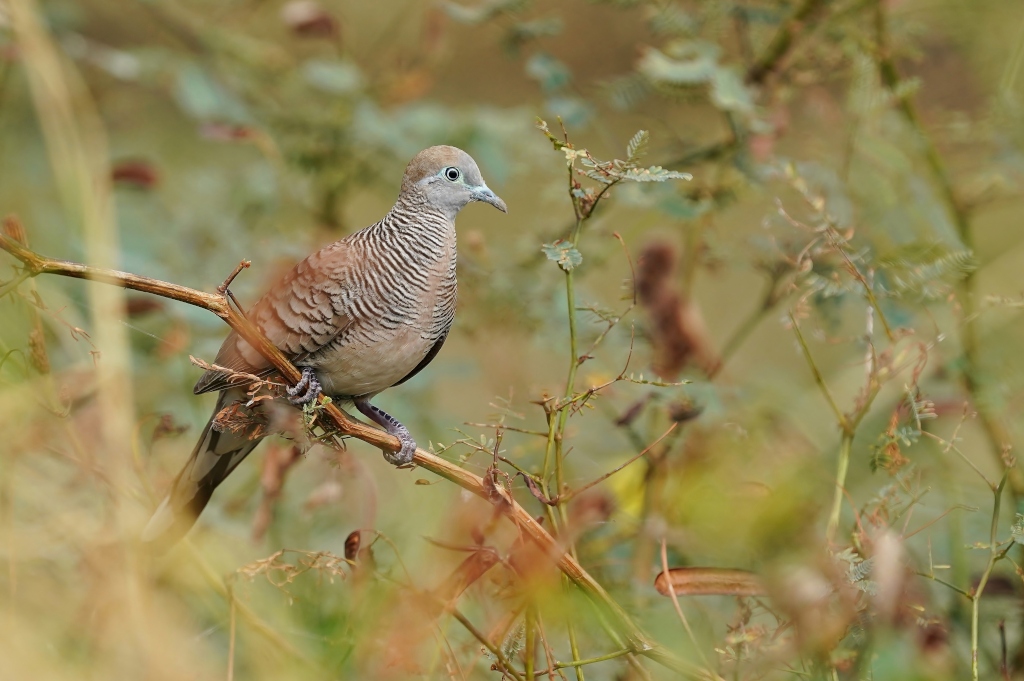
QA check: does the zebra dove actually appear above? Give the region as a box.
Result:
[143,146,506,545]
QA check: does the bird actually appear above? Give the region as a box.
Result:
[142,145,507,546]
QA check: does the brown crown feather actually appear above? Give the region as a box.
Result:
[400,145,474,193]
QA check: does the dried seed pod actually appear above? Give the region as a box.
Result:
[28,327,49,374]
[344,530,361,561]
[654,567,766,597]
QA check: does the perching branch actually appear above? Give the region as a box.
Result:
[0,228,694,678]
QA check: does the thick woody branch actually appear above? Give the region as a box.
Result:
[0,232,693,678]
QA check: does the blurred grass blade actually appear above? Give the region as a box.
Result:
[654,567,766,597]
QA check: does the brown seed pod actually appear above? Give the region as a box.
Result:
[344,530,361,561]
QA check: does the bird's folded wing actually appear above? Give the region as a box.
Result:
[194,241,356,395]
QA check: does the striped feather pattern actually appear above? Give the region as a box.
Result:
[195,194,457,398]
[146,144,496,547]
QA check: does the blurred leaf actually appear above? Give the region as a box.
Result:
[501,621,526,660]
[648,4,697,35]
[504,17,563,51]
[710,66,754,114]
[1013,514,1024,545]
[525,52,571,92]
[441,0,527,23]
[637,43,719,85]
[835,548,878,594]
[876,241,976,298]
[603,72,653,110]
[302,59,363,94]
[173,62,251,124]
[659,193,710,218]
[542,241,582,271]
[545,95,593,129]
[654,567,766,596]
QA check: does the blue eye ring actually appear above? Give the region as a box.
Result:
[443,166,461,182]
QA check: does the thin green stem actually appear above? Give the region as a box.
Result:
[790,312,848,432]
[542,648,631,673]
[971,471,1008,681]
[451,607,525,681]
[914,571,973,600]
[553,213,587,671]
[566,612,585,681]
[826,433,854,544]
[525,604,536,680]
[0,270,30,299]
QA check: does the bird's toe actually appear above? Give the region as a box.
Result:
[384,435,417,466]
[287,367,322,406]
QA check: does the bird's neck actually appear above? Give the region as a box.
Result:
[388,192,457,232]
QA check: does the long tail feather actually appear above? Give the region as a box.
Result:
[142,389,262,548]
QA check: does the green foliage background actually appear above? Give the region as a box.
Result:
[2,0,1024,679]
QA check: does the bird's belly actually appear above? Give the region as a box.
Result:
[312,325,433,398]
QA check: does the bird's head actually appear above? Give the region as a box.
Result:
[400,145,508,218]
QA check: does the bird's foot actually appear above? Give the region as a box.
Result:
[287,367,322,406]
[354,399,416,466]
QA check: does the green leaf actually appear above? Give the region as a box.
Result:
[1011,514,1024,545]
[504,17,564,50]
[174,62,250,123]
[302,59,363,94]
[710,66,754,114]
[525,52,571,92]
[648,4,697,35]
[441,0,527,24]
[603,73,652,111]
[542,241,583,271]
[618,165,692,182]
[626,130,649,162]
[545,95,593,128]
[876,242,976,297]
[637,43,718,85]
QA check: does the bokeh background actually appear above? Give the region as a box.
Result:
[2,0,1024,679]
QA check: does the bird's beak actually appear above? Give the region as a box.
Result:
[473,185,508,213]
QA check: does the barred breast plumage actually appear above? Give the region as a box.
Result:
[143,145,506,547]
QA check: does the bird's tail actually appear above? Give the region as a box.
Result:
[142,388,262,548]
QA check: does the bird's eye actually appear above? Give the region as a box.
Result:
[443,167,461,182]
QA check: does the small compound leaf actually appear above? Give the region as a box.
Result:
[619,166,692,182]
[542,241,583,271]
[626,129,650,162]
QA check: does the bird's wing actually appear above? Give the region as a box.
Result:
[194,240,357,395]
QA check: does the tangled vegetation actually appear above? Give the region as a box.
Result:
[2,1,1024,679]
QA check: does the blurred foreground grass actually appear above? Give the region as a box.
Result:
[2,1,1024,679]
